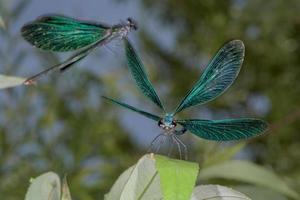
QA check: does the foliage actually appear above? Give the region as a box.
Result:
[198,160,299,199]
[24,155,299,199]
[0,74,26,89]
[191,185,251,200]
[25,172,62,200]
[0,0,299,199]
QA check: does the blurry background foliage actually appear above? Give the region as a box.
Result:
[0,0,299,199]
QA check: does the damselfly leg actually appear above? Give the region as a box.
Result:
[147,133,165,153]
[147,130,188,160]
[172,134,188,160]
[167,135,174,157]
[155,134,167,153]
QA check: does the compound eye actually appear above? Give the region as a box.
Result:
[158,120,163,127]
[127,17,134,26]
[172,121,177,127]
[127,17,138,30]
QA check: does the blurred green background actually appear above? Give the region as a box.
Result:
[0,0,299,199]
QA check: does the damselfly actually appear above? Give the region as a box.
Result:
[21,14,137,85]
[103,39,268,159]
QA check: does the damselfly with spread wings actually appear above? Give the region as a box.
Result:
[103,40,268,159]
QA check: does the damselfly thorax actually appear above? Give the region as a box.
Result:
[109,18,138,40]
[158,113,177,131]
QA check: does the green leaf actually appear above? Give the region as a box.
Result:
[235,185,287,200]
[198,160,299,199]
[155,155,199,200]
[191,185,251,200]
[0,74,26,89]
[25,171,61,200]
[61,176,72,200]
[105,154,162,200]
[120,154,162,200]
[203,142,246,167]
[106,154,199,200]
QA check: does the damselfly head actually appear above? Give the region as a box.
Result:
[158,113,177,131]
[127,17,138,30]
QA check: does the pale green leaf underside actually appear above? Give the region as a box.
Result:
[0,74,26,89]
[105,154,199,200]
[61,176,72,200]
[120,155,161,200]
[106,154,162,200]
[25,171,61,200]
[198,160,299,199]
[155,155,199,200]
[191,185,251,200]
[104,166,136,200]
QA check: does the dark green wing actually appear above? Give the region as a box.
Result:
[176,118,267,141]
[124,39,165,111]
[174,40,245,114]
[21,14,110,52]
[24,28,113,83]
[102,96,161,121]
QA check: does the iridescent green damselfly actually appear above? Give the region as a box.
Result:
[103,39,268,159]
[22,14,137,85]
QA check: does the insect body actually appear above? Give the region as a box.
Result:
[158,114,176,131]
[21,15,137,84]
[103,39,268,159]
